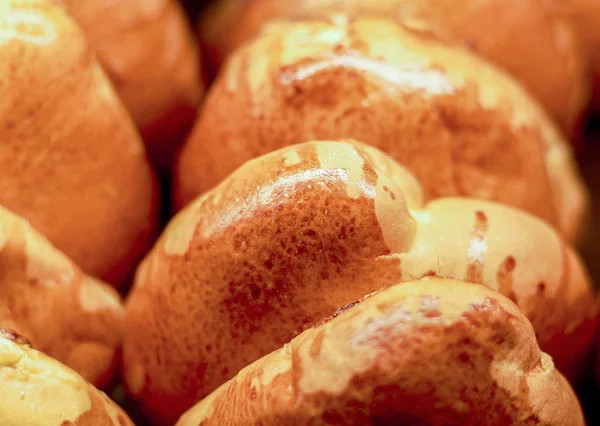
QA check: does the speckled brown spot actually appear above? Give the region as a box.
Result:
[0,329,31,346]
[309,330,326,359]
[418,295,441,318]
[465,211,488,284]
[497,256,517,303]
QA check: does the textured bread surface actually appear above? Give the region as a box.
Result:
[545,0,600,111]
[178,18,588,243]
[131,140,596,424]
[61,0,204,173]
[198,0,589,134]
[177,278,585,426]
[0,205,125,388]
[0,329,134,426]
[0,0,158,285]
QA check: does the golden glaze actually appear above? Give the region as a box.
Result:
[130,141,596,424]
[177,18,588,244]
[0,206,125,388]
[0,0,158,286]
[60,0,204,173]
[177,279,584,426]
[545,0,600,111]
[198,0,589,135]
[0,330,134,426]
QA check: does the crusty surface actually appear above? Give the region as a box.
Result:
[0,0,158,286]
[545,0,600,110]
[198,0,588,135]
[0,329,134,426]
[176,278,585,426]
[177,17,587,243]
[131,140,596,424]
[0,206,125,388]
[61,0,204,173]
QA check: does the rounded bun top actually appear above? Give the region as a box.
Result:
[177,278,585,426]
[133,140,595,423]
[59,0,204,173]
[198,0,589,134]
[546,0,600,109]
[0,205,125,388]
[178,17,587,242]
[0,0,158,286]
[60,0,203,129]
[0,329,134,426]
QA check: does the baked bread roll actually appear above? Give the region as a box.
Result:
[61,0,204,173]
[0,0,158,286]
[177,18,588,244]
[129,141,596,424]
[545,0,600,112]
[176,278,585,426]
[0,329,134,426]
[0,205,125,388]
[198,0,589,135]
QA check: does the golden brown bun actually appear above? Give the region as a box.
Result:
[177,18,588,244]
[0,206,125,388]
[0,329,134,426]
[131,141,596,424]
[177,278,584,426]
[198,0,589,135]
[0,0,158,286]
[61,0,204,173]
[545,0,600,112]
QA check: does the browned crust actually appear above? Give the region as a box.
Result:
[128,140,596,424]
[197,0,589,134]
[0,0,159,285]
[0,206,125,388]
[178,17,587,243]
[176,279,585,426]
[0,332,134,426]
[61,0,204,172]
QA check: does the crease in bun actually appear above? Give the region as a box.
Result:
[178,17,588,243]
[177,279,585,426]
[0,0,158,286]
[129,140,596,424]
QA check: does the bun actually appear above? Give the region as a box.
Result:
[0,329,134,426]
[545,0,600,112]
[198,0,589,135]
[0,206,125,388]
[61,0,204,173]
[0,0,158,286]
[177,18,588,243]
[130,140,596,424]
[177,278,585,426]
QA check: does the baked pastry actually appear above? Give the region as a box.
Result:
[61,0,205,173]
[176,278,585,426]
[0,0,158,286]
[177,18,588,244]
[0,328,134,426]
[198,0,589,135]
[130,141,596,424]
[0,205,125,388]
[545,0,600,112]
